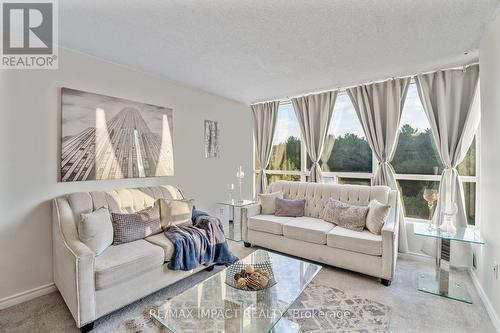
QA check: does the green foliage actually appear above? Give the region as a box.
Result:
[267,123,475,221]
[268,136,301,171]
[326,133,372,172]
[392,125,443,175]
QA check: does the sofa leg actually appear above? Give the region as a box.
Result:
[243,242,251,248]
[80,322,94,333]
[206,265,215,272]
[381,279,391,287]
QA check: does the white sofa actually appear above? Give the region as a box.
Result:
[52,185,208,332]
[242,181,399,285]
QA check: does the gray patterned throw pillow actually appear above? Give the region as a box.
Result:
[111,206,162,245]
[322,198,369,232]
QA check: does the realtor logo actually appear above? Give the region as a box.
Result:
[1,0,58,69]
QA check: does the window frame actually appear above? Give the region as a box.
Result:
[253,90,480,228]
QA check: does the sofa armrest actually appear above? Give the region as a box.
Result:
[381,194,400,280]
[240,203,261,242]
[53,198,96,327]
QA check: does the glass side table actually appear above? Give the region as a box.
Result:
[413,222,485,303]
[217,200,255,242]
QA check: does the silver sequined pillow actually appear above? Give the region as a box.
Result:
[111,206,162,245]
[322,198,368,232]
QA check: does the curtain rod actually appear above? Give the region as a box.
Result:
[251,62,479,105]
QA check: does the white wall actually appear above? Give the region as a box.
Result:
[0,48,253,301]
[475,12,500,330]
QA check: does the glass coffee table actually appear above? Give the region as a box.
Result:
[150,250,321,332]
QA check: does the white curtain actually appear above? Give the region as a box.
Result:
[347,78,411,253]
[415,65,480,267]
[292,91,337,182]
[251,101,280,195]
[320,135,336,172]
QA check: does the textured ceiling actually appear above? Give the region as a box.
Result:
[60,0,500,104]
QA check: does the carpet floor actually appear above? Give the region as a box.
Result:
[0,242,495,333]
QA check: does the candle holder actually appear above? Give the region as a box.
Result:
[440,203,457,236]
[236,166,245,203]
[227,183,235,203]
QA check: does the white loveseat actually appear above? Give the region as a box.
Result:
[52,186,208,332]
[242,181,399,285]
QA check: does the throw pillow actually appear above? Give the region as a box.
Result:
[78,207,113,255]
[366,199,391,235]
[157,198,194,229]
[111,206,162,245]
[322,198,369,232]
[275,197,305,217]
[259,191,283,214]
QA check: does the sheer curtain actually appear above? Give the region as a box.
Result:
[291,91,337,182]
[347,78,411,253]
[251,101,280,194]
[415,65,480,267]
[320,135,336,172]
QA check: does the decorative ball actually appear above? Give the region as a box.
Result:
[259,275,269,287]
[245,264,254,274]
[246,276,260,290]
[236,277,247,288]
[234,273,241,281]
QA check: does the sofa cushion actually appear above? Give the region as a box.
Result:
[275,198,305,217]
[283,217,334,245]
[144,233,176,262]
[327,226,382,256]
[248,215,294,235]
[110,206,162,245]
[322,198,368,232]
[78,207,113,256]
[94,240,164,290]
[157,198,194,229]
[366,199,391,235]
[259,191,283,214]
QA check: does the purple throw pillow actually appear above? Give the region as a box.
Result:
[275,198,305,217]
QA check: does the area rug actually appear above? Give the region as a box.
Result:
[284,282,391,332]
[0,264,391,333]
[105,281,391,333]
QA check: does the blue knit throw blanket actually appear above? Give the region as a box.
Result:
[164,214,238,271]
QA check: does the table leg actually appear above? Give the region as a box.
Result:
[437,238,451,296]
[229,206,234,223]
[417,238,472,303]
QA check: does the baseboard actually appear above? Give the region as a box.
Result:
[469,270,500,332]
[0,283,56,310]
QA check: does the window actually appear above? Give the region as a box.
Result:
[337,177,371,186]
[268,103,301,171]
[319,93,372,173]
[392,84,477,224]
[393,86,443,175]
[255,103,303,183]
[254,82,478,226]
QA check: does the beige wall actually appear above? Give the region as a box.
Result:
[0,48,253,301]
[476,12,500,330]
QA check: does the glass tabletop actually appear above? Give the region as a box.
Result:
[151,250,321,333]
[218,199,256,207]
[413,222,484,244]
